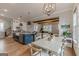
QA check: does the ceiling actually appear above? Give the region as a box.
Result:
[0,3,73,21]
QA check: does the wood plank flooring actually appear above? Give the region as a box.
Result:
[64,47,76,56]
[0,37,31,56]
[0,37,76,56]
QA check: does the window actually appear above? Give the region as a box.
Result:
[34,24,38,31]
[43,24,52,32]
[0,22,4,32]
[73,7,78,44]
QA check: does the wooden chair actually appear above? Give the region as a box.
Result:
[28,44,42,56]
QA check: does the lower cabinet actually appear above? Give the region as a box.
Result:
[13,33,34,44]
[23,34,33,44]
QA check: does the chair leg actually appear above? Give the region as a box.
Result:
[40,51,41,56]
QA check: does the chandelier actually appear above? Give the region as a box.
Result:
[42,3,56,16]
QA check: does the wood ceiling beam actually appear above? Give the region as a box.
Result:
[33,17,59,24]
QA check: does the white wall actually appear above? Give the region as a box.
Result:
[0,17,12,31]
[26,22,33,32]
[4,18,12,31]
[12,19,20,31]
[58,10,73,36]
[0,18,12,38]
[12,19,27,31]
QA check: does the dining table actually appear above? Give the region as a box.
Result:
[32,37,64,56]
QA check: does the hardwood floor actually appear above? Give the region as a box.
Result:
[64,47,76,56]
[0,37,32,56]
[0,37,76,56]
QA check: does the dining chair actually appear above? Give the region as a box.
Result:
[28,44,42,56]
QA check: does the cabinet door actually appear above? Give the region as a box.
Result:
[24,34,33,44]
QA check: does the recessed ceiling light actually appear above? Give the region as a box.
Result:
[4,9,8,12]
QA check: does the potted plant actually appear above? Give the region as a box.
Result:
[61,24,71,38]
[63,31,71,38]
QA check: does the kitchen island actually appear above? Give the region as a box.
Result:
[13,31,35,44]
